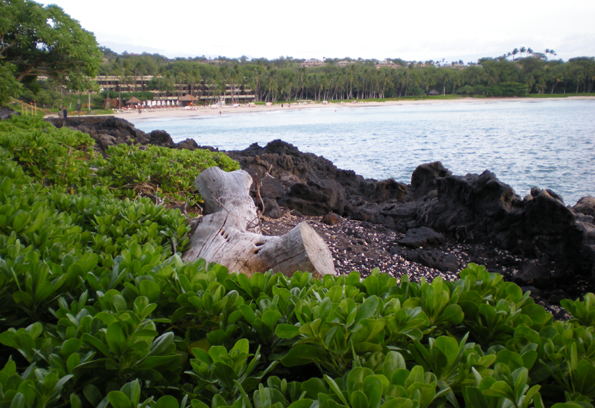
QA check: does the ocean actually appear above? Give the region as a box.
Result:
[132,99,595,205]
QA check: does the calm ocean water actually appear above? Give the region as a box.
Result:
[132,99,595,205]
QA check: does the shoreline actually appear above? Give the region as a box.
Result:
[107,95,593,122]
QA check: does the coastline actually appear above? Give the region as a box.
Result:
[42,114,595,306]
[109,96,594,122]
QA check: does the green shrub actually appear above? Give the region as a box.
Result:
[0,116,97,187]
[486,82,529,97]
[2,117,595,408]
[97,143,240,206]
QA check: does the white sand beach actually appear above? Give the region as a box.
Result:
[110,96,593,121]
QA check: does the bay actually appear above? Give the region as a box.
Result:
[132,99,595,205]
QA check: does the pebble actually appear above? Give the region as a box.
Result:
[259,211,572,319]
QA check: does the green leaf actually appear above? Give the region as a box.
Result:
[239,304,256,325]
[281,345,327,367]
[349,391,368,408]
[108,391,131,408]
[434,336,459,368]
[70,393,82,408]
[106,322,126,356]
[483,381,515,401]
[136,355,179,369]
[13,292,34,307]
[301,378,327,400]
[82,333,114,360]
[83,385,104,406]
[148,332,175,356]
[121,380,141,406]
[379,398,413,408]
[464,387,488,408]
[324,375,350,407]
[363,375,382,408]
[495,350,525,372]
[275,324,300,339]
[287,399,313,408]
[354,296,379,327]
[521,385,541,408]
[155,395,179,408]
[139,280,161,302]
[10,393,25,408]
[61,338,82,357]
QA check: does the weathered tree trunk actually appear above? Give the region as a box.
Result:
[182,167,336,277]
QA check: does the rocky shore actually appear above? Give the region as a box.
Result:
[46,116,595,314]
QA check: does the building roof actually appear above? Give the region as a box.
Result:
[179,94,198,101]
[125,96,142,104]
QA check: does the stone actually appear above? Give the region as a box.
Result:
[260,197,283,219]
[176,138,200,150]
[573,196,595,217]
[0,107,20,120]
[322,213,341,225]
[148,130,174,147]
[516,260,552,286]
[393,247,459,272]
[396,226,445,248]
[410,161,452,199]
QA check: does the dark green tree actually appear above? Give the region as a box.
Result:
[0,0,102,105]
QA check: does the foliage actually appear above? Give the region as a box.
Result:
[97,143,239,206]
[3,118,595,407]
[0,116,96,187]
[561,293,595,327]
[0,116,239,207]
[96,49,595,104]
[0,0,102,104]
[0,63,22,105]
[486,82,529,97]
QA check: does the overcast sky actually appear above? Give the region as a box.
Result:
[42,0,595,63]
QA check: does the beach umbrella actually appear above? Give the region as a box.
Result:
[125,96,142,105]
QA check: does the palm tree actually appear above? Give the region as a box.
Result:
[512,48,519,61]
[545,49,550,60]
[520,47,527,58]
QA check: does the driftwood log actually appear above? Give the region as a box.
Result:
[182,167,336,277]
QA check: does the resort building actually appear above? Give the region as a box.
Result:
[375,60,397,69]
[93,75,256,104]
[299,59,326,67]
[335,60,355,67]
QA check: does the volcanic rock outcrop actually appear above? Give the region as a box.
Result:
[42,116,595,296]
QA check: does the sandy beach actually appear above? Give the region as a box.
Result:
[111,96,593,121]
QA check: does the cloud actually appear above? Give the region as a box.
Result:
[42,0,595,62]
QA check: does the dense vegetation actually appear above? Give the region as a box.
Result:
[84,51,595,104]
[26,50,595,109]
[2,117,595,408]
[0,0,102,106]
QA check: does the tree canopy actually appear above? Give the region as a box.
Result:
[0,0,102,105]
[94,50,595,106]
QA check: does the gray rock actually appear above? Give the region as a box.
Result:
[395,247,459,272]
[516,260,552,286]
[0,107,20,120]
[410,161,451,199]
[397,226,445,248]
[573,196,595,217]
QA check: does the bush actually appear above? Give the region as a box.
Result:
[486,82,529,97]
[1,115,595,408]
[97,143,240,207]
[456,85,475,95]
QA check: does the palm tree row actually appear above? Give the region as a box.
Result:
[98,51,595,102]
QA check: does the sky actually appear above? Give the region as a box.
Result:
[42,0,595,63]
